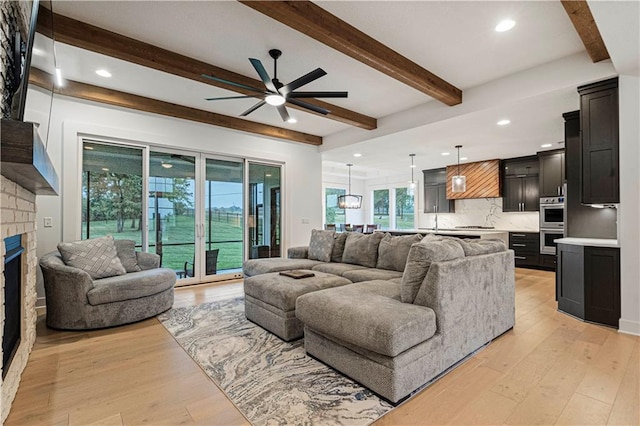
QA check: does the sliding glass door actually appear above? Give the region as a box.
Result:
[81,141,280,283]
[248,162,282,259]
[203,157,244,277]
[148,151,196,280]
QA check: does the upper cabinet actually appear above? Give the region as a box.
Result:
[423,168,454,213]
[538,149,565,197]
[502,156,539,212]
[578,77,619,204]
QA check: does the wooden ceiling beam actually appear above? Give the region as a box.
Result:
[41,8,376,130]
[561,0,610,63]
[29,68,322,145]
[239,0,462,106]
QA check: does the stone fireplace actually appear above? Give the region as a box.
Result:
[0,175,38,423]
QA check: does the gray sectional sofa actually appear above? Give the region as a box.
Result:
[242,230,515,403]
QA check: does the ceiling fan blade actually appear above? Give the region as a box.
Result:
[286,98,330,115]
[281,68,327,95]
[288,91,348,99]
[249,58,278,93]
[201,74,266,94]
[276,104,290,122]
[240,100,266,116]
[205,95,257,101]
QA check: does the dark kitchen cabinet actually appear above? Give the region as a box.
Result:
[423,168,454,213]
[538,149,565,197]
[578,78,619,204]
[539,254,557,270]
[502,156,539,212]
[509,232,540,268]
[556,243,620,328]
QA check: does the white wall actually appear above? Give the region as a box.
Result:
[36,96,323,260]
[618,75,640,335]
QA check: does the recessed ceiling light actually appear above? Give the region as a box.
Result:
[95,69,112,78]
[286,117,297,124]
[353,153,362,157]
[441,152,450,156]
[161,163,173,169]
[541,143,553,148]
[495,19,516,32]
[497,119,511,126]
[101,167,109,171]
[460,157,468,161]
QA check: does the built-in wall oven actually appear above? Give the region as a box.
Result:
[540,196,565,255]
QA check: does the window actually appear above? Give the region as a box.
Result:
[325,188,346,226]
[81,142,144,245]
[395,187,415,229]
[373,189,390,230]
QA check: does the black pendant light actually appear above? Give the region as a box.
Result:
[337,164,362,209]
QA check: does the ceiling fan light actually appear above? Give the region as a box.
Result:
[287,117,297,124]
[265,94,286,106]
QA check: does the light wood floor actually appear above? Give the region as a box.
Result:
[6,269,639,425]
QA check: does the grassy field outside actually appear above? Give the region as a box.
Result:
[83,214,243,273]
[396,213,415,229]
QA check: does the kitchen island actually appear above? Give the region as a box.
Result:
[378,228,509,245]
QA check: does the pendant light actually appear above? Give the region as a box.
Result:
[407,154,416,196]
[452,145,466,193]
[337,164,362,209]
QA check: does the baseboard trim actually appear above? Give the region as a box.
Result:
[618,319,640,336]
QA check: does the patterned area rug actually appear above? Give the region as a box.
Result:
[158,297,393,425]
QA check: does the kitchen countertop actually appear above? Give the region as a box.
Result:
[380,229,509,244]
[554,237,619,248]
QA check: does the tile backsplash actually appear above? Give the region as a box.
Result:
[419,198,540,231]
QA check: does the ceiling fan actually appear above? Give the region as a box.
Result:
[202,49,348,122]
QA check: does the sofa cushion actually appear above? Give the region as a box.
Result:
[243,258,323,277]
[87,268,175,305]
[311,262,368,276]
[458,238,507,256]
[401,236,465,303]
[296,280,437,357]
[114,239,142,273]
[58,235,127,280]
[376,233,423,272]
[308,229,336,262]
[341,232,385,268]
[331,232,348,263]
[244,270,352,312]
[342,268,403,283]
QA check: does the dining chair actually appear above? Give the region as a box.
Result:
[352,224,364,233]
[365,224,378,233]
[324,223,336,230]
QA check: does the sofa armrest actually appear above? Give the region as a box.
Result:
[287,246,309,259]
[136,252,160,270]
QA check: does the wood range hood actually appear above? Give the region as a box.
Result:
[1,119,59,195]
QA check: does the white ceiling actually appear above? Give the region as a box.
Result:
[48,1,636,179]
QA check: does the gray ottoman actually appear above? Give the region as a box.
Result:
[244,270,352,341]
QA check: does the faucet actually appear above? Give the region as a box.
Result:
[434,209,439,232]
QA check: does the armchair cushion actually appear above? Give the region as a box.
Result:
[114,239,142,273]
[308,229,335,262]
[57,235,126,280]
[458,238,507,256]
[87,269,176,305]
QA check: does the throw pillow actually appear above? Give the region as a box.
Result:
[341,232,385,268]
[458,238,507,256]
[308,229,336,262]
[401,236,465,303]
[376,233,424,272]
[57,235,127,280]
[114,239,142,273]
[330,232,348,263]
